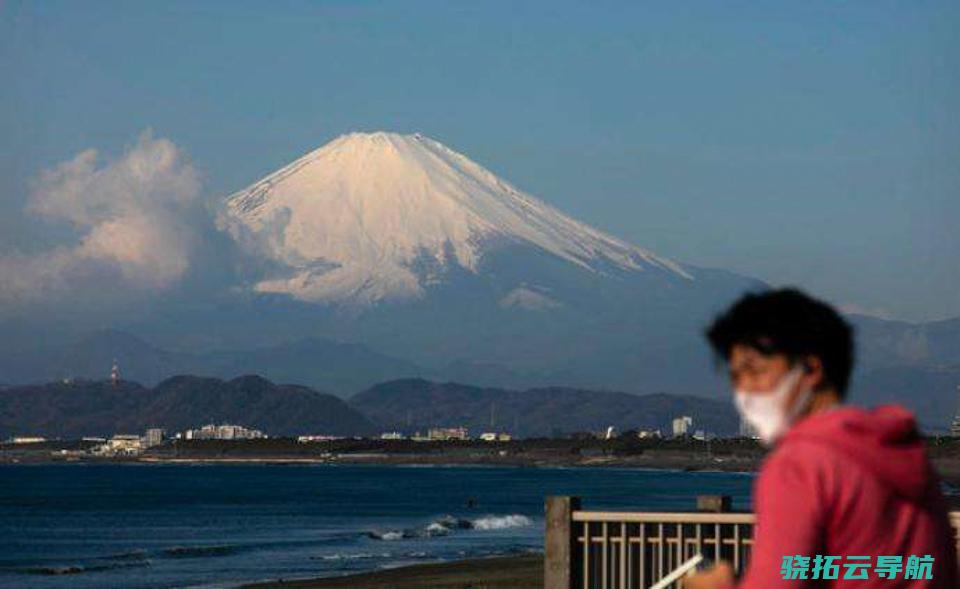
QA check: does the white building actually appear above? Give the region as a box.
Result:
[297,434,342,442]
[8,436,47,444]
[636,429,661,439]
[427,427,469,441]
[183,424,265,440]
[380,432,405,440]
[479,432,512,442]
[104,434,143,455]
[672,416,693,437]
[143,428,165,447]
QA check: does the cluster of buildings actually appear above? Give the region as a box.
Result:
[564,415,732,442]
[413,427,511,442]
[4,417,736,450]
[595,416,723,442]
[5,424,268,457]
[180,424,265,441]
[303,418,726,443]
[425,426,469,441]
[90,424,265,455]
[296,427,513,443]
[89,434,150,456]
[670,415,719,441]
[297,434,343,443]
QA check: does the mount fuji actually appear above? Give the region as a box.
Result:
[221,132,693,306]
[206,132,762,394]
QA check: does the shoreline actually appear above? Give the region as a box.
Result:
[239,554,544,589]
[2,437,769,473]
[5,438,960,490]
[2,451,765,477]
[5,452,960,487]
[138,453,760,470]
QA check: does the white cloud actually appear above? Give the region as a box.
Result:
[0,131,202,308]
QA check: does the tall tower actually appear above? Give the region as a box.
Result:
[951,385,960,437]
[110,358,120,388]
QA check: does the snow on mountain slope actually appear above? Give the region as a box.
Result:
[221,132,691,304]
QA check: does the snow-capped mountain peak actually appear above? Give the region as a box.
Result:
[221,132,690,304]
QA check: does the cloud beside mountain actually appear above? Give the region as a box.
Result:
[0,131,204,312]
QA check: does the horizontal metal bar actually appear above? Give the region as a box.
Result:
[575,511,960,526]
[573,511,755,524]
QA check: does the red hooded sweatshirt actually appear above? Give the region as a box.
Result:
[733,404,958,588]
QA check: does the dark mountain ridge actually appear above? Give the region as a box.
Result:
[0,375,375,439]
[351,378,739,437]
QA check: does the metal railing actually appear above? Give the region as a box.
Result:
[574,510,754,589]
[545,496,960,589]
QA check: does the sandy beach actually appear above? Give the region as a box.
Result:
[241,554,543,589]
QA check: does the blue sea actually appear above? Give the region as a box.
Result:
[0,464,754,588]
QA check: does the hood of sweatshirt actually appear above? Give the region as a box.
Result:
[780,404,935,501]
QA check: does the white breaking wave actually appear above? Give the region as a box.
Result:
[424,522,453,536]
[316,552,389,561]
[221,132,691,305]
[365,513,532,541]
[470,514,533,531]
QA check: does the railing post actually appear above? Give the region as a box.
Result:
[696,495,731,513]
[546,495,581,588]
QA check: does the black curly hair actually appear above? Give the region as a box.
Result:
[705,288,855,396]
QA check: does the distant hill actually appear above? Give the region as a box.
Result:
[853,315,960,370]
[0,330,191,389]
[0,375,376,439]
[0,330,424,396]
[201,339,425,396]
[4,370,950,441]
[849,315,960,433]
[850,365,960,434]
[350,378,738,437]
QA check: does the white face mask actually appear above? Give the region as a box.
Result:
[734,365,811,445]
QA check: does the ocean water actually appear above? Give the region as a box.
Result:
[0,463,754,588]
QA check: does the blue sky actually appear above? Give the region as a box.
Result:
[1,1,957,321]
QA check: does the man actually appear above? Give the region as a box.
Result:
[686,289,957,589]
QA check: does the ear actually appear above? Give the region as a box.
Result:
[802,355,825,391]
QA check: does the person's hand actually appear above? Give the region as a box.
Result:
[683,560,735,589]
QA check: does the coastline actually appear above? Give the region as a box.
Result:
[5,439,960,489]
[2,437,768,473]
[136,452,762,472]
[239,554,543,589]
